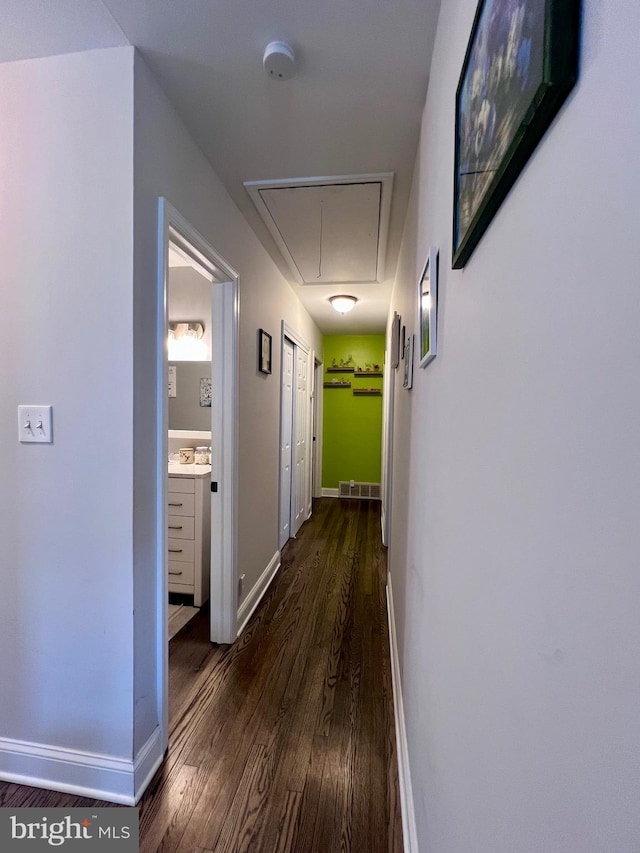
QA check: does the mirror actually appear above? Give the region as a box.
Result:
[168,360,212,431]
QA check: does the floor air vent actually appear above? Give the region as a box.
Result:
[338,481,381,500]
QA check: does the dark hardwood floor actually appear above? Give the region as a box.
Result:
[0,498,403,852]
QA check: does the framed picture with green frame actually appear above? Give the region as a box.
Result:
[452,0,581,268]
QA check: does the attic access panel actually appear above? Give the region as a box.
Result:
[259,183,379,283]
[245,174,393,285]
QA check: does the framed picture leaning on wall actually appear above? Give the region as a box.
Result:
[452,0,581,268]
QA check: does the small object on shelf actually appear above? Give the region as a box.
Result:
[354,361,382,376]
[179,447,195,464]
[324,380,351,388]
[353,388,382,396]
[194,446,209,464]
[330,355,355,370]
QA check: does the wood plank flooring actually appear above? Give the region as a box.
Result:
[0,498,403,852]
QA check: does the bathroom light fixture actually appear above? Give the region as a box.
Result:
[330,295,357,314]
[168,322,207,360]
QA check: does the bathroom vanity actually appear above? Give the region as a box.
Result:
[167,463,211,606]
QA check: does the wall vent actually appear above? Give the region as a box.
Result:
[338,481,381,500]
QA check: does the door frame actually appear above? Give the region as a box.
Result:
[278,338,295,551]
[312,358,324,499]
[157,199,239,752]
[279,321,312,541]
[381,339,395,547]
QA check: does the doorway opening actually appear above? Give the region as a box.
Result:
[157,199,239,753]
[166,238,213,639]
[312,358,323,499]
[381,343,395,547]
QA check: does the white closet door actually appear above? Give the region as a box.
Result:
[279,339,295,549]
[292,346,308,537]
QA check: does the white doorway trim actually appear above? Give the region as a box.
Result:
[209,277,239,644]
[381,342,395,547]
[281,322,310,358]
[312,359,324,499]
[157,199,239,754]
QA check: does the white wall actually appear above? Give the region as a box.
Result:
[0,43,321,800]
[132,53,322,753]
[0,48,135,760]
[388,2,640,850]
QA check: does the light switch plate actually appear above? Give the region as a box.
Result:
[18,405,53,443]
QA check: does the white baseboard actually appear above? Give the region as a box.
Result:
[386,574,419,852]
[321,488,339,497]
[133,726,163,803]
[236,549,281,636]
[381,504,388,547]
[0,726,162,806]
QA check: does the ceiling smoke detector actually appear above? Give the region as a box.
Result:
[263,41,296,80]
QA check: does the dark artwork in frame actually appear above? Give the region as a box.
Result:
[258,328,272,374]
[453,0,581,268]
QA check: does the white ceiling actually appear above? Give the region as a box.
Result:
[0,0,441,333]
[0,1,128,61]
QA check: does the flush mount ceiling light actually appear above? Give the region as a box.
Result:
[330,295,357,315]
[263,41,296,80]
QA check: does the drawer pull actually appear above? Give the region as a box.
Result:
[169,570,183,576]
[168,548,183,553]
[168,502,183,507]
[168,524,183,530]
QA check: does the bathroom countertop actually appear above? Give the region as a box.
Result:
[168,462,211,478]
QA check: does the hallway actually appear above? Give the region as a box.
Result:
[0,498,402,852]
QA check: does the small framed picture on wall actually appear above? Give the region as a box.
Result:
[418,247,438,368]
[403,334,414,390]
[258,328,272,374]
[390,311,401,369]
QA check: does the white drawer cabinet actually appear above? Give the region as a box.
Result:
[167,493,196,516]
[168,516,195,539]
[168,472,210,606]
[168,560,195,586]
[167,539,195,563]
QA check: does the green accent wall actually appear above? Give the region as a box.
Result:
[322,334,385,489]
